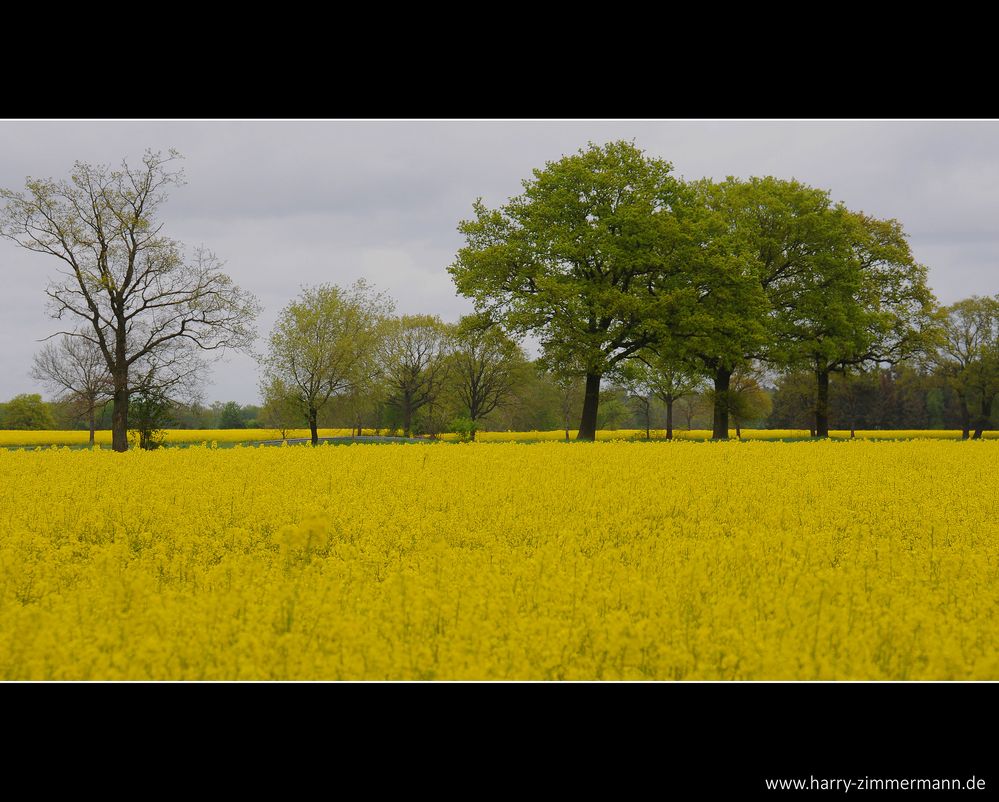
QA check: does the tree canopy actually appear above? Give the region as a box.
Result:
[260,281,390,446]
[450,140,699,440]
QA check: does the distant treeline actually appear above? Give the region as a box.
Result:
[3,360,992,440]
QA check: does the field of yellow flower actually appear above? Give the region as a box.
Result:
[0,439,995,680]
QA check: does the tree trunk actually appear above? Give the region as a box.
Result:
[973,394,992,440]
[735,421,742,439]
[564,422,570,442]
[712,368,731,440]
[850,420,856,439]
[815,368,830,438]
[309,407,318,446]
[88,403,96,448]
[959,395,970,440]
[666,398,674,441]
[111,371,129,452]
[576,373,601,441]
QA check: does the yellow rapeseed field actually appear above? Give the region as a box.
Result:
[0,440,996,680]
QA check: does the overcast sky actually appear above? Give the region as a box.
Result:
[1,120,997,404]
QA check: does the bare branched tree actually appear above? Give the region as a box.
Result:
[31,334,112,446]
[552,371,584,442]
[1,150,260,451]
[451,315,527,440]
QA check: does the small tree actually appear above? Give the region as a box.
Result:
[335,378,389,438]
[831,370,878,438]
[595,387,630,430]
[623,383,653,440]
[128,387,172,450]
[768,370,818,433]
[124,349,205,448]
[450,315,527,440]
[619,353,703,440]
[549,368,585,442]
[379,315,452,438]
[727,367,773,439]
[261,281,390,446]
[676,393,704,431]
[259,378,300,441]
[31,334,112,446]
[450,416,478,442]
[705,364,772,438]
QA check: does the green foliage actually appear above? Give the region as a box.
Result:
[0,394,56,430]
[728,371,773,431]
[129,390,172,450]
[766,365,977,432]
[683,177,829,376]
[617,351,703,405]
[768,371,818,429]
[924,386,946,429]
[218,401,246,429]
[704,366,772,434]
[481,359,572,432]
[169,402,214,429]
[933,295,999,436]
[595,388,630,430]
[450,416,478,442]
[774,206,937,375]
[261,280,391,440]
[259,378,304,439]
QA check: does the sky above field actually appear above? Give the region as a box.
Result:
[1,119,997,404]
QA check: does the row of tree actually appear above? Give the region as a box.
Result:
[2,144,997,448]
[449,140,942,441]
[261,141,999,444]
[15,350,996,443]
[7,298,998,443]
[258,282,531,444]
[0,355,764,440]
